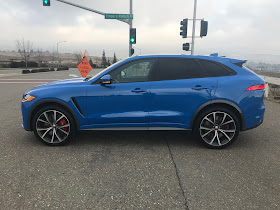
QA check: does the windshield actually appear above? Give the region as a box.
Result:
[88,59,124,81]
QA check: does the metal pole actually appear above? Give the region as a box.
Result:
[191,0,197,55]
[55,0,132,57]
[57,42,59,68]
[56,0,129,24]
[129,0,133,56]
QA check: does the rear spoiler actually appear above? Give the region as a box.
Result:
[230,59,247,67]
[209,53,247,67]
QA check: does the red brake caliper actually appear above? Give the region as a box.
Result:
[59,119,67,131]
[226,124,230,130]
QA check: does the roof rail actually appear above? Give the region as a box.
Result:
[210,53,218,57]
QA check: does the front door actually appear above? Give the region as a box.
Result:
[86,59,156,129]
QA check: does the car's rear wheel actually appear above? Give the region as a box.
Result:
[195,107,240,149]
[32,105,75,146]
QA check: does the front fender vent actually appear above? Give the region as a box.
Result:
[72,97,85,117]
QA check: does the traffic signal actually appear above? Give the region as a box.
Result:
[130,28,136,44]
[183,43,190,51]
[43,0,50,6]
[200,20,208,37]
[180,18,188,38]
[131,48,135,56]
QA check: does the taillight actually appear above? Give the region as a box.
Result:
[246,84,265,91]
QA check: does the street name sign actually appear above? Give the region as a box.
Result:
[77,57,92,78]
[105,14,133,20]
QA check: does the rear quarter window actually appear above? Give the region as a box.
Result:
[198,59,236,77]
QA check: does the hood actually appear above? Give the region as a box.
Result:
[41,78,85,86]
[34,78,85,88]
[26,78,86,94]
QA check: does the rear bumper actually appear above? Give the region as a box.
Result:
[242,118,263,131]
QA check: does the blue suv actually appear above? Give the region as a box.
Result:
[21,55,265,148]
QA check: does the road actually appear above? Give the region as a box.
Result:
[0,69,279,210]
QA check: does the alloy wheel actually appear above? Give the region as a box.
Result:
[199,111,236,147]
[36,110,71,144]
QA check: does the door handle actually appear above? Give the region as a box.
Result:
[192,85,208,91]
[131,88,146,93]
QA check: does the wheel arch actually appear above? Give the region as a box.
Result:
[28,99,80,131]
[190,100,245,131]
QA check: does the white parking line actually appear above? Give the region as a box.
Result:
[69,74,79,78]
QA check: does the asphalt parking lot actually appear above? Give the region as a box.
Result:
[0,69,279,209]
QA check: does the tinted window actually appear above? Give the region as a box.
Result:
[199,60,236,77]
[155,58,207,81]
[109,59,155,83]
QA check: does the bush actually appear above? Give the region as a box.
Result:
[10,61,39,68]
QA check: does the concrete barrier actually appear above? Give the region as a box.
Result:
[22,70,31,74]
[57,67,69,71]
[31,69,39,73]
[39,68,50,72]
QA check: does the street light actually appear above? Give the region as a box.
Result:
[57,41,66,67]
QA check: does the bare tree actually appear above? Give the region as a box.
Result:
[35,49,44,67]
[51,47,56,67]
[16,38,34,68]
[74,52,82,64]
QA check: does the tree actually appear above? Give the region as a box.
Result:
[74,52,82,64]
[51,47,56,67]
[101,50,107,68]
[89,58,94,67]
[16,38,34,68]
[113,52,117,64]
[107,58,111,67]
[35,49,44,67]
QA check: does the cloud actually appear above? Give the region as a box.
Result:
[0,0,279,58]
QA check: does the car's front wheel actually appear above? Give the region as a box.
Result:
[32,105,75,146]
[195,107,240,149]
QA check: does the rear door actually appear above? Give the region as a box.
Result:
[149,57,217,129]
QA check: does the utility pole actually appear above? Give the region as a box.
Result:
[191,0,198,55]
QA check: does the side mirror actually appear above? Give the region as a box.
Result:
[100,75,111,85]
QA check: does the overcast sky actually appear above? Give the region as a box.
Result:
[0,0,279,59]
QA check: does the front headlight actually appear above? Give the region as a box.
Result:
[23,94,36,102]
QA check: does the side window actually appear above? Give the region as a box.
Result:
[109,59,155,83]
[199,59,236,77]
[155,58,207,81]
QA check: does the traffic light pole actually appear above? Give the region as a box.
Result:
[54,0,133,56]
[191,0,198,55]
[129,0,133,57]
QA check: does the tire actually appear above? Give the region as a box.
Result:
[194,106,240,149]
[32,105,76,146]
